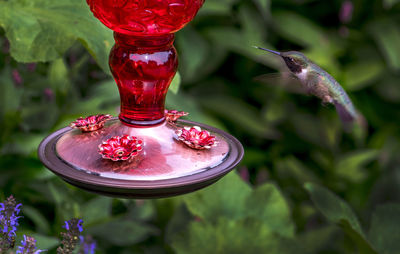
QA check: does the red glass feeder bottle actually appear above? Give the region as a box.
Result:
[38,0,243,199]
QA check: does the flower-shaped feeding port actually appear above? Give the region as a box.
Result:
[70,114,112,132]
[165,109,189,123]
[176,126,216,150]
[98,135,143,162]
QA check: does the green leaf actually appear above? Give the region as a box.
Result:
[272,11,328,48]
[198,0,239,15]
[169,72,181,94]
[369,204,400,254]
[81,196,112,226]
[0,67,22,117]
[183,172,252,222]
[128,200,156,221]
[87,219,158,246]
[0,0,113,73]
[1,133,44,156]
[69,79,119,116]
[183,172,295,238]
[204,5,279,69]
[239,5,265,44]
[32,233,60,250]
[296,226,336,254]
[335,149,379,183]
[343,61,384,91]
[205,27,279,68]
[245,183,295,237]
[253,0,271,19]
[48,58,70,95]
[383,0,400,9]
[166,92,224,129]
[305,183,378,254]
[275,156,319,184]
[16,231,60,250]
[176,27,209,82]
[172,218,299,254]
[199,95,279,138]
[369,19,400,71]
[23,205,52,234]
[291,112,326,148]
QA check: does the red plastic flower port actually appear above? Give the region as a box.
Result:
[165,110,189,123]
[70,114,112,132]
[176,126,216,150]
[99,135,143,161]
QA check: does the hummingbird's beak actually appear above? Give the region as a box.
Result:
[253,46,281,56]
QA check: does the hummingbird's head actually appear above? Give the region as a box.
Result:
[280,51,309,74]
[255,47,310,74]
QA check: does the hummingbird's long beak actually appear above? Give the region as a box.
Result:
[253,46,281,56]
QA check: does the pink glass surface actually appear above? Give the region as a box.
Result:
[86,0,205,36]
[56,120,229,181]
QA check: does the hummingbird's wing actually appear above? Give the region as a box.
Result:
[253,72,307,94]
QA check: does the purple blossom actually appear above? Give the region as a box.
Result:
[16,235,45,254]
[62,219,83,233]
[43,88,55,101]
[12,69,23,86]
[239,167,250,182]
[339,0,354,24]
[57,218,84,254]
[79,235,96,254]
[0,196,22,252]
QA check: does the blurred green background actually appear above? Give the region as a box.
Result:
[1,0,400,253]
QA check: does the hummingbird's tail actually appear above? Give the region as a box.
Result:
[333,100,367,130]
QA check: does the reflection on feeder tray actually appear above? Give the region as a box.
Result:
[98,135,143,161]
[70,114,113,132]
[176,126,216,150]
[165,110,189,123]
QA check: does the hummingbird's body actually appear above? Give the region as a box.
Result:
[255,47,363,125]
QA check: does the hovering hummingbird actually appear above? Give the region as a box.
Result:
[255,46,365,128]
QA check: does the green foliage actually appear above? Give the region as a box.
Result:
[174,173,295,253]
[1,0,400,253]
[369,204,400,254]
[0,0,113,73]
[306,183,400,254]
[305,183,377,254]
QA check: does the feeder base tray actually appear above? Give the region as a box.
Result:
[38,120,243,199]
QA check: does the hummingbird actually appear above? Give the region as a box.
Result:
[255,46,365,128]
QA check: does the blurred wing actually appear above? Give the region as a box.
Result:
[253,72,306,94]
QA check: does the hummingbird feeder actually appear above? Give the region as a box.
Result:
[38,0,244,199]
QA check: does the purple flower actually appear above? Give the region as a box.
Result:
[62,218,83,233]
[43,88,55,101]
[16,235,45,254]
[339,0,354,24]
[0,196,22,251]
[12,69,23,86]
[57,219,84,254]
[79,235,96,254]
